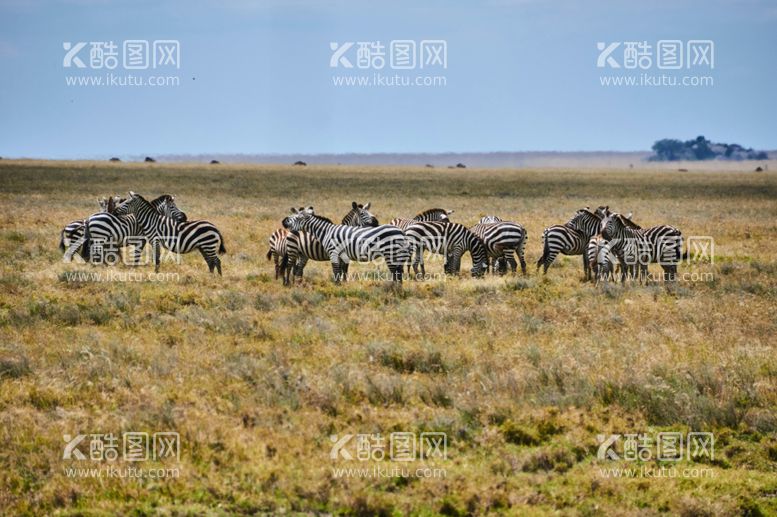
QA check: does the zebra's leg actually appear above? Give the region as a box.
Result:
[341,259,350,282]
[538,251,558,275]
[294,256,308,283]
[517,239,527,275]
[63,236,86,263]
[412,245,423,278]
[618,257,628,283]
[582,253,591,282]
[662,264,677,283]
[130,238,146,266]
[329,251,343,284]
[503,249,517,274]
[153,239,161,273]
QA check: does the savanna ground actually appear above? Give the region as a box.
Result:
[0,160,776,516]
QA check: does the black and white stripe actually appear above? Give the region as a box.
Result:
[115,192,225,274]
[470,220,527,275]
[341,202,379,227]
[404,221,487,278]
[587,234,616,284]
[602,213,685,282]
[266,228,291,280]
[537,208,603,279]
[282,207,409,283]
[59,196,124,257]
[68,195,187,264]
[389,208,453,231]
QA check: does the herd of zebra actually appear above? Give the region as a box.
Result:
[60,192,226,274]
[57,195,684,285]
[268,202,685,285]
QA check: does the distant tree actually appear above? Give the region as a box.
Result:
[650,139,685,161]
[650,135,767,162]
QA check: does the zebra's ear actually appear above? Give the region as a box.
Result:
[626,212,633,219]
[290,207,298,214]
[352,201,358,210]
[129,191,137,198]
[447,209,454,214]
[364,202,371,210]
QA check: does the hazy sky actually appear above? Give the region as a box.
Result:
[0,0,775,158]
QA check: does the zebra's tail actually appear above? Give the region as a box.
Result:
[266,248,273,261]
[537,228,549,268]
[218,235,227,255]
[58,229,66,252]
[81,224,91,262]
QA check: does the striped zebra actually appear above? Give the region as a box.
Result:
[470,220,527,275]
[341,202,379,227]
[266,228,291,280]
[113,192,225,273]
[67,195,187,264]
[404,221,487,278]
[282,207,409,283]
[602,212,685,282]
[587,234,616,284]
[266,228,328,286]
[59,196,124,258]
[479,215,503,224]
[389,208,454,231]
[600,213,651,283]
[537,208,603,279]
[268,204,377,285]
[390,208,453,274]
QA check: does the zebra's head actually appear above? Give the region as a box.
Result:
[283,206,314,231]
[98,197,110,212]
[345,201,379,227]
[158,195,188,222]
[567,207,601,236]
[114,191,148,216]
[414,208,453,223]
[479,215,503,224]
[595,205,611,220]
[601,212,639,240]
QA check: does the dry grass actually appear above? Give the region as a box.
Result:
[0,160,776,515]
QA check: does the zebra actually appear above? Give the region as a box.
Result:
[537,207,603,279]
[599,212,652,283]
[266,228,291,280]
[266,228,329,286]
[341,202,379,227]
[587,234,616,284]
[404,221,488,278]
[470,220,527,275]
[389,208,454,274]
[66,194,188,264]
[602,212,685,283]
[113,192,225,274]
[282,207,409,284]
[269,204,379,285]
[59,196,125,258]
[389,208,453,231]
[479,215,503,224]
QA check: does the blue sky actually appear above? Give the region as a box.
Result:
[0,0,775,158]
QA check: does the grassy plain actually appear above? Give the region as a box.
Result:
[0,160,776,515]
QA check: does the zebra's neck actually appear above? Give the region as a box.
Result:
[302,215,336,241]
[135,200,167,233]
[342,210,359,226]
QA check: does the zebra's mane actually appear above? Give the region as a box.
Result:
[617,214,641,229]
[413,208,449,220]
[309,213,334,225]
